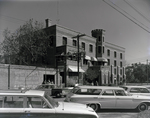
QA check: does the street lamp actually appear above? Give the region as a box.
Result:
[72,34,86,84]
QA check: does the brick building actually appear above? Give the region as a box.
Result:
[43,19,126,87]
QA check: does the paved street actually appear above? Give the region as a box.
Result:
[98,112,138,118]
[54,97,139,118]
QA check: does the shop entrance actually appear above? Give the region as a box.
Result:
[43,74,55,84]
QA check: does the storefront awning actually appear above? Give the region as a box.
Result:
[91,57,97,61]
[97,57,108,62]
[68,66,85,72]
[85,55,91,60]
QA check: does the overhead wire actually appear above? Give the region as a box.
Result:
[0,14,26,22]
[123,0,150,24]
[102,0,150,33]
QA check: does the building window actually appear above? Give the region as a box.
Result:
[63,37,67,45]
[114,68,117,75]
[98,46,101,54]
[114,60,117,67]
[73,40,77,46]
[103,37,104,42]
[89,44,93,52]
[107,59,110,66]
[120,69,122,75]
[120,61,122,67]
[103,46,105,53]
[81,42,85,50]
[120,53,122,59]
[107,49,110,56]
[49,36,54,46]
[83,59,88,65]
[98,36,101,42]
[114,51,117,58]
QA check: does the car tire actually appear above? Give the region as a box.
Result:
[138,103,148,112]
[89,103,99,112]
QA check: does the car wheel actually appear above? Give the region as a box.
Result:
[89,103,99,112]
[138,103,148,112]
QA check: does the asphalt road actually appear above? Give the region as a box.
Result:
[97,109,138,118]
[54,97,140,118]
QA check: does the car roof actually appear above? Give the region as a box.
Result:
[0,89,45,96]
[122,86,147,88]
[38,84,55,86]
[76,86,123,90]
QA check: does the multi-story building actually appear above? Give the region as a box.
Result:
[44,19,126,87]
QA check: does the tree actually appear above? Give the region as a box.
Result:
[1,19,52,66]
[126,63,150,83]
[85,67,99,84]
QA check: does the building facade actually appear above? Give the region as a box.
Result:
[1,19,126,88]
[44,20,126,87]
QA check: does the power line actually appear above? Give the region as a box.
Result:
[107,0,150,30]
[102,0,150,33]
[123,0,150,24]
[126,56,150,64]
[0,14,26,22]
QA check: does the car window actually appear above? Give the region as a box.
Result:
[0,96,3,108]
[2,96,23,108]
[75,89,102,95]
[71,87,80,93]
[130,88,140,93]
[44,94,58,107]
[102,90,114,96]
[115,90,126,96]
[139,88,150,93]
[120,87,128,91]
[27,97,49,108]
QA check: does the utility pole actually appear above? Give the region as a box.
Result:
[72,34,85,84]
[147,59,149,85]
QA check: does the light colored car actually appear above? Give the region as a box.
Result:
[35,84,73,97]
[0,89,99,118]
[143,85,150,91]
[65,86,150,112]
[120,86,150,96]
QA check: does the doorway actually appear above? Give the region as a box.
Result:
[43,74,55,84]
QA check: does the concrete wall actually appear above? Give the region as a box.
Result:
[0,64,58,89]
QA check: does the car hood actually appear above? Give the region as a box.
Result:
[55,102,95,114]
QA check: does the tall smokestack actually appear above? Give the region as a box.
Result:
[45,19,52,28]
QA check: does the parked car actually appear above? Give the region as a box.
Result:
[120,86,150,96]
[143,85,150,91]
[0,89,99,118]
[35,84,64,97]
[65,86,150,112]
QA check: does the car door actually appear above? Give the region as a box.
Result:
[115,90,134,109]
[0,96,25,118]
[98,89,116,109]
[24,96,56,118]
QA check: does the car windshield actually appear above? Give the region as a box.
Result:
[120,86,128,91]
[71,86,79,93]
[44,94,59,107]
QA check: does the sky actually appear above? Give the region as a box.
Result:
[0,0,150,65]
